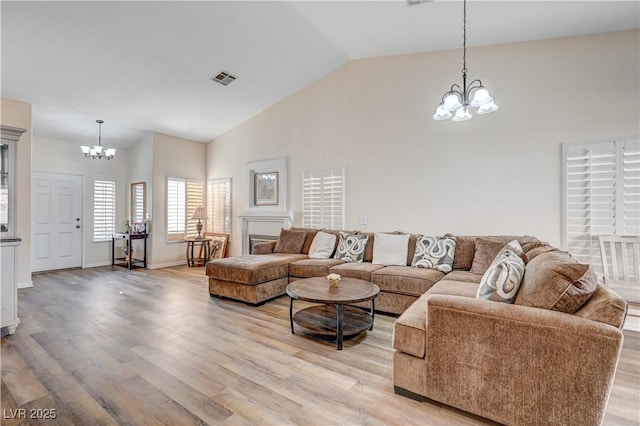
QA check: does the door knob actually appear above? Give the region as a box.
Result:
[76,225,81,229]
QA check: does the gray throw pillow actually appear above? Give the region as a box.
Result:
[411,235,456,273]
[333,232,369,263]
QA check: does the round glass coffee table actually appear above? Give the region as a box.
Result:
[286,277,380,350]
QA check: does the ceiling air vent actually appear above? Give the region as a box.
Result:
[210,71,237,86]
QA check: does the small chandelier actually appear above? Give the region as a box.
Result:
[433,0,498,121]
[80,120,117,159]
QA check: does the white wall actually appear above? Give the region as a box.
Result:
[1,97,32,287]
[207,30,640,256]
[150,132,206,268]
[32,136,129,267]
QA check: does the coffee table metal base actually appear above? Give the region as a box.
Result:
[289,301,375,350]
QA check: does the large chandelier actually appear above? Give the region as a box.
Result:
[433,0,498,121]
[80,120,117,159]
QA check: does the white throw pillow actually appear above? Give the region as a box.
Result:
[308,231,337,259]
[372,233,410,266]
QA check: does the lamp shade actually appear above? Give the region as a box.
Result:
[452,107,472,121]
[190,206,208,220]
[470,87,493,107]
[443,93,462,111]
[477,100,499,114]
[433,104,453,120]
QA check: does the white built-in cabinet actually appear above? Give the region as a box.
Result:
[1,125,26,335]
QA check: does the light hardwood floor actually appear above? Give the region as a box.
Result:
[1,266,639,425]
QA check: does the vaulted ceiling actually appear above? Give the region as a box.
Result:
[2,1,638,148]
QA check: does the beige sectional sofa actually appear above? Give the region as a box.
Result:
[206,227,628,425]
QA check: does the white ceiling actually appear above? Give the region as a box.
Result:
[2,1,638,148]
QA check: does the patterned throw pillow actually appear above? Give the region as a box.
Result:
[477,240,527,304]
[333,232,369,263]
[411,236,456,273]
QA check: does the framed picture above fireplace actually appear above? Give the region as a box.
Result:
[246,158,286,210]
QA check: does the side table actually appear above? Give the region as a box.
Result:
[112,233,147,269]
[186,237,212,267]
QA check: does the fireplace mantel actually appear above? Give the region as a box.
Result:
[237,210,293,255]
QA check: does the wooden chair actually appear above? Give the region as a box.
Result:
[598,235,640,303]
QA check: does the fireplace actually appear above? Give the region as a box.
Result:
[249,234,279,254]
[237,210,293,255]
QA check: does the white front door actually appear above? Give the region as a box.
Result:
[32,172,83,272]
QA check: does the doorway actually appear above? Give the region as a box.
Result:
[32,171,83,272]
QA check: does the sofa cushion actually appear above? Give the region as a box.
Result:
[523,243,558,261]
[445,234,476,271]
[289,227,319,254]
[289,258,345,278]
[393,280,479,358]
[477,240,527,304]
[574,284,628,329]
[206,253,307,285]
[308,231,337,259]
[371,266,443,296]
[411,235,456,273]
[373,233,410,266]
[515,251,598,314]
[333,232,369,263]
[444,271,483,284]
[446,234,539,271]
[470,238,508,274]
[274,229,307,254]
[329,262,385,281]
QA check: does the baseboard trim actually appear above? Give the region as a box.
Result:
[148,261,187,270]
[17,281,33,289]
[83,261,112,268]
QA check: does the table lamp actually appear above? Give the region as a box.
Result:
[190,206,208,239]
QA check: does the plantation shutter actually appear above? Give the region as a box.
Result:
[186,179,204,238]
[564,138,640,272]
[622,139,640,236]
[93,179,116,241]
[166,178,186,242]
[302,167,345,230]
[207,178,232,233]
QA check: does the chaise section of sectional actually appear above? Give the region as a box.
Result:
[206,253,307,304]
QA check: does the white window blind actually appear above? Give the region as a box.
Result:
[93,179,116,242]
[302,167,345,229]
[166,178,186,242]
[166,177,203,242]
[563,138,640,270]
[186,179,203,239]
[207,178,232,234]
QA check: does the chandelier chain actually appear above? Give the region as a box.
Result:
[462,0,467,74]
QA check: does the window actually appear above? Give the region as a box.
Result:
[166,177,203,242]
[563,138,640,270]
[207,178,232,234]
[302,167,345,229]
[93,179,116,241]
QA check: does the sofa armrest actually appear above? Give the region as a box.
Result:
[253,241,276,254]
[424,295,624,426]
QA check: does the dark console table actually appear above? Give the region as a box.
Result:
[112,233,147,269]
